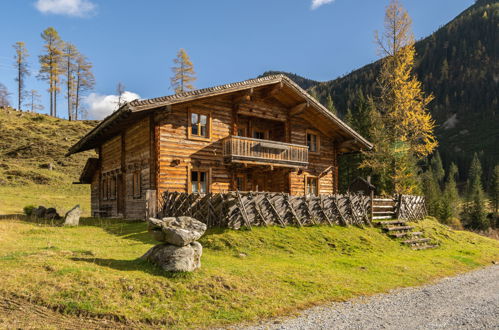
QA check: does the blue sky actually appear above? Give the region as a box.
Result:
[0,0,473,119]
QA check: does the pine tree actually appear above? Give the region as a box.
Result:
[62,42,78,120]
[465,153,489,230]
[12,42,30,111]
[491,164,499,217]
[430,151,445,186]
[325,94,337,115]
[361,0,437,194]
[38,27,63,117]
[170,49,196,93]
[440,162,460,223]
[74,54,95,120]
[422,167,442,218]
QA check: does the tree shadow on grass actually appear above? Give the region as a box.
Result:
[70,257,193,279]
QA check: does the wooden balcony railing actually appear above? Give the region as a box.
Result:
[223,136,309,167]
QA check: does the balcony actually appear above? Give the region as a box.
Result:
[222,136,309,168]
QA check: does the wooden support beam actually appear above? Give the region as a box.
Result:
[337,139,358,152]
[233,88,254,106]
[289,102,309,117]
[262,82,283,100]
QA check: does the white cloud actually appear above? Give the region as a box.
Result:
[35,0,97,17]
[84,91,141,120]
[311,0,335,10]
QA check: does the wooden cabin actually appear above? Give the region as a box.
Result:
[68,75,372,219]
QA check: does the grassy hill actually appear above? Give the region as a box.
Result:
[0,216,497,328]
[0,108,97,215]
[262,0,499,184]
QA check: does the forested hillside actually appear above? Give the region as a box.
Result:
[262,0,498,185]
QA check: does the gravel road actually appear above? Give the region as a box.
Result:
[246,264,499,330]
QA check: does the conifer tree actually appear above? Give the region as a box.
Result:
[440,162,460,223]
[170,49,196,93]
[325,94,337,115]
[361,0,437,194]
[422,167,442,218]
[430,151,445,186]
[74,54,95,120]
[25,89,44,113]
[491,164,499,217]
[0,83,10,108]
[62,42,78,120]
[465,153,489,230]
[38,27,63,117]
[13,42,30,111]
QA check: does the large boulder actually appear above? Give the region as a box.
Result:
[147,216,207,246]
[141,241,202,272]
[63,205,81,226]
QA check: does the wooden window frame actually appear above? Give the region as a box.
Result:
[304,174,320,196]
[102,178,108,201]
[132,171,141,199]
[109,176,117,200]
[237,127,247,137]
[188,108,212,141]
[306,129,320,154]
[188,167,212,193]
[251,128,269,140]
[235,173,247,191]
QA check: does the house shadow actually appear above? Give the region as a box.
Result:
[70,257,193,279]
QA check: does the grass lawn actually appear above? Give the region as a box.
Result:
[0,184,90,216]
[0,217,497,328]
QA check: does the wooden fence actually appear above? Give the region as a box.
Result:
[158,192,427,229]
[159,191,371,229]
[397,194,427,221]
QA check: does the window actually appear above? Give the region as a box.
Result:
[237,128,246,137]
[133,171,141,199]
[253,130,266,140]
[102,178,108,201]
[109,176,117,200]
[306,131,319,153]
[306,176,319,195]
[191,170,208,193]
[190,111,210,138]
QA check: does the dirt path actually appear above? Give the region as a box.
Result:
[246,265,499,329]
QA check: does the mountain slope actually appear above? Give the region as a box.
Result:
[264,0,498,182]
[0,107,98,186]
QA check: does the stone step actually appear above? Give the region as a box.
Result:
[373,210,395,215]
[412,244,438,250]
[403,238,431,245]
[388,231,423,238]
[373,198,395,202]
[373,215,395,220]
[384,225,414,232]
[372,205,395,209]
[375,219,407,226]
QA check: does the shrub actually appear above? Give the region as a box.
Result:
[23,205,37,216]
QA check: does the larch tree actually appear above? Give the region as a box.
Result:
[38,27,63,117]
[25,89,44,113]
[74,54,95,120]
[62,42,78,121]
[170,49,196,93]
[361,0,437,194]
[13,42,30,111]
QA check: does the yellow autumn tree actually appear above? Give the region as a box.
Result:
[362,0,437,194]
[170,49,196,94]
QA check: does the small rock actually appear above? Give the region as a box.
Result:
[147,216,207,246]
[63,205,81,226]
[141,241,203,272]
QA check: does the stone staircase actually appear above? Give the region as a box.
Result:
[372,197,437,250]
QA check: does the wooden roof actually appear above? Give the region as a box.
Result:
[78,158,99,183]
[67,74,372,156]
